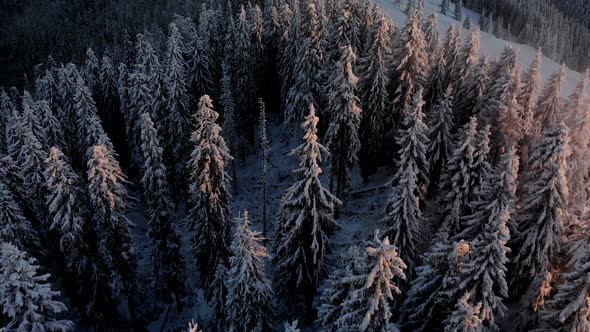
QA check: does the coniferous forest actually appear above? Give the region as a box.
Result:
[1,0,590,331]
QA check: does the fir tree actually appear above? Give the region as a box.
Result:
[443,293,483,332]
[427,86,455,194]
[258,100,270,239]
[441,24,461,89]
[186,22,215,101]
[165,22,191,167]
[535,65,566,132]
[424,12,440,58]
[0,181,38,251]
[210,263,228,332]
[126,65,153,164]
[220,60,239,192]
[510,124,568,296]
[454,27,480,88]
[424,49,447,110]
[454,55,488,127]
[84,47,100,96]
[392,6,428,117]
[139,112,185,306]
[285,2,325,125]
[226,211,274,332]
[455,0,463,21]
[274,105,341,317]
[186,95,233,285]
[325,44,362,199]
[87,144,138,298]
[0,242,73,332]
[358,15,391,181]
[463,16,471,30]
[518,49,542,165]
[21,90,46,147]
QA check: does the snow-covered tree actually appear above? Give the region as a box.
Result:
[463,16,471,30]
[518,49,542,164]
[186,22,215,101]
[139,112,185,305]
[226,211,274,331]
[320,233,406,331]
[358,15,391,181]
[510,124,568,296]
[186,95,232,285]
[565,69,590,219]
[454,27,480,88]
[392,6,428,117]
[210,263,228,332]
[0,242,73,331]
[325,44,362,199]
[284,320,301,332]
[220,60,239,192]
[424,50,447,110]
[165,22,191,166]
[441,24,461,88]
[36,100,66,152]
[542,241,590,331]
[535,65,566,132]
[84,47,100,96]
[443,293,483,332]
[427,86,455,194]
[258,100,270,239]
[284,2,325,125]
[98,54,120,117]
[126,65,153,164]
[274,104,341,316]
[0,180,38,251]
[87,144,137,297]
[423,12,440,59]
[438,117,479,236]
[454,55,488,128]
[21,91,46,144]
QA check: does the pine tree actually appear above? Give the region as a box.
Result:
[463,16,471,30]
[453,150,518,329]
[186,95,233,285]
[424,12,440,58]
[335,234,407,331]
[454,28,480,88]
[535,64,566,132]
[443,293,483,332]
[454,55,488,128]
[165,22,191,166]
[44,147,115,323]
[392,6,428,117]
[441,24,461,89]
[139,112,185,306]
[84,47,100,96]
[126,65,153,165]
[0,242,74,331]
[441,0,450,15]
[438,117,480,236]
[0,181,38,251]
[510,124,568,296]
[87,144,138,297]
[518,49,542,165]
[427,86,455,194]
[21,90,46,147]
[455,0,463,21]
[542,242,590,331]
[325,44,362,199]
[210,263,228,332]
[226,211,274,331]
[424,50,447,110]
[186,21,215,101]
[98,54,120,117]
[220,60,239,192]
[36,100,66,152]
[285,2,325,125]
[358,15,391,181]
[274,105,341,316]
[565,69,590,219]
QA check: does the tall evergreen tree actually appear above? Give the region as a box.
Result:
[274,105,341,317]
[441,0,450,15]
[510,124,568,296]
[427,86,455,194]
[186,95,232,285]
[0,242,73,332]
[325,44,362,199]
[210,263,228,331]
[443,293,483,332]
[220,60,240,192]
[392,6,428,117]
[226,211,274,332]
[84,47,100,97]
[518,49,542,164]
[454,55,488,127]
[258,100,270,239]
[535,65,566,132]
[139,112,185,306]
[36,100,66,152]
[441,24,461,89]
[423,12,440,59]
[454,0,463,21]
[358,15,391,181]
[0,181,38,251]
[87,144,138,298]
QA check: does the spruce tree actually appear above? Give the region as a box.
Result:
[186,22,215,101]
[258,100,270,239]
[36,100,66,152]
[427,86,455,194]
[535,65,566,132]
[126,64,153,164]
[139,112,185,306]
[454,55,488,127]
[186,95,232,285]
[325,44,362,199]
[210,263,228,332]
[274,105,341,317]
[84,47,100,96]
[87,144,138,297]
[441,0,450,15]
[424,12,440,58]
[455,0,463,21]
[0,242,73,331]
[165,22,191,166]
[358,15,391,181]
[392,6,428,117]
[226,211,274,332]
[334,234,407,331]
[454,28,480,88]
[285,2,325,125]
[441,24,461,88]
[424,50,447,110]
[510,124,568,296]
[443,293,483,332]
[220,60,239,192]
[463,16,471,30]
[518,49,542,164]
[0,181,38,251]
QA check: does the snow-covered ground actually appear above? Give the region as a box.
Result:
[373,0,590,96]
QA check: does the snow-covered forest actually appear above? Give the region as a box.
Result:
[0,0,590,331]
